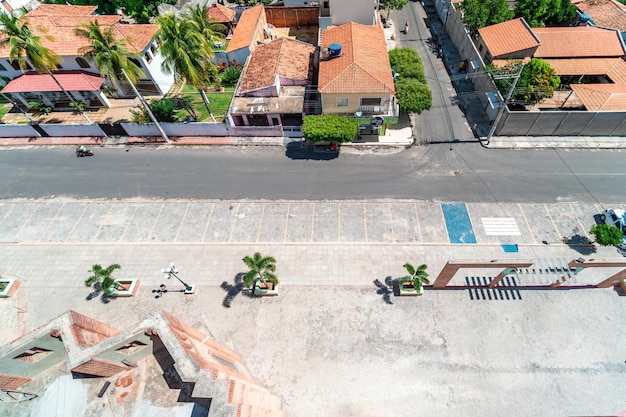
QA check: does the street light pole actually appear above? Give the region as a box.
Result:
[161,262,195,294]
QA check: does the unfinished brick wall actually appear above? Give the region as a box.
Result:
[71,358,126,377]
[0,374,31,390]
[69,310,121,347]
[265,6,319,27]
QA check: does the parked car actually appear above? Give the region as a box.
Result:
[600,209,626,247]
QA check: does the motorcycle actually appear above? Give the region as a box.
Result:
[76,147,94,157]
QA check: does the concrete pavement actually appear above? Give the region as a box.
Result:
[1,198,625,417]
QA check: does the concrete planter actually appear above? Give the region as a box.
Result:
[110,278,141,297]
[254,280,279,297]
[0,278,20,298]
[397,278,423,296]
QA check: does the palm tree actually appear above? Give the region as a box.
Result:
[186,3,226,46]
[157,12,219,121]
[242,252,278,290]
[0,8,92,123]
[74,20,145,97]
[85,263,122,296]
[399,263,429,290]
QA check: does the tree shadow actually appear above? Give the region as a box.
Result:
[85,282,114,304]
[373,276,395,304]
[563,234,597,255]
[221,273,253,308]
[285,143,339,160]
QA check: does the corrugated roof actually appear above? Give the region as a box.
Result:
[1,71,104,93]
[541,57,626,83]
[478,18,539,57]
[570,83,626,110]
[207,3,236,23]
[319,22,395,94]
[226,5,263,53]
[533,26,625,58]
[572,0,626,32]
[0,12,156,57]
[239,38,314,93]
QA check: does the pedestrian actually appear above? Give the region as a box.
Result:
[404,21,409,34]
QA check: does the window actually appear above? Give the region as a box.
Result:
[13,347,52,363]
[150,44,157,57]
[76,57,90,69]
[144,53,152,64]
[360,98,381,106]
[336,98,348,107]
[323,1,329,7]
[129,58,142,69]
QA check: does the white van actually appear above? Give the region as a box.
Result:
[600,209,626,247]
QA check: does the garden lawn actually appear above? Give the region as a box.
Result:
[178,85,235,122]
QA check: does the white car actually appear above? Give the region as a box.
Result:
[600,209,626,247]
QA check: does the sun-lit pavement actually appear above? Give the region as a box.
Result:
[1,198,625,417]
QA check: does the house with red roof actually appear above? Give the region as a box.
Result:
[318,22,397,129]
[225,5,268,66]
[0,4,174,111]
[228,38,315,127]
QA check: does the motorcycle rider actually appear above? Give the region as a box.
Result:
[78,145,87,154]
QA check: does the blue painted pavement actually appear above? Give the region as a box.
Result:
[441,203,477,244]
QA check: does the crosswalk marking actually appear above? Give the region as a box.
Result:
[481,217,520,236]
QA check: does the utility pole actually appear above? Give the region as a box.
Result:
[485,63,524,144]
[121,69,170,144]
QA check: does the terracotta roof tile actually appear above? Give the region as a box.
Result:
[239,38,314,93]
[207,3,236,23]
[533,26,625,58]
[319,22,395,94]
[226,5,264,53]
[0,14,156,57]
[572,0,626,32]
[541,57,626,82]
[570,83,626,110]
[26,4,97,16]
[478,18,540,57]
[1,70,104,93]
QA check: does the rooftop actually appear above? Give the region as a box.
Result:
[230,86,306,115]
[1,71,104,93]
[570,83,626,110]
[207,3,236,23]
[319,22,395,94]
[540,57,626,83]
[226,4,264,53]
[572,0,626,32]
[533,25,625,58]
[477,18,540,57]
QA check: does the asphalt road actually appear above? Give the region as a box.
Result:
[0,144,623,203]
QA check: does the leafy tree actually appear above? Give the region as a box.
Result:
[399,262,430,290]
[515,0,577,27]
[85,263,122,296]
[379,0,409,19]
[515,58,560,103]
[130,97,181,123]
[242,252,278,289]
[0,8,91,123]
[302,114,359,143]
[158,12,219,120]
[119,0,177,24]
[221,66,241,85]
[458,0,514,35]
[186,3,227,42]
[395,78,432,114]
[389,47,426,83]
[590,224,624,247]
[74,21,145,96]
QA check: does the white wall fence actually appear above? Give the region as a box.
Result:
[0,124,40,138]
[497,109,626,136]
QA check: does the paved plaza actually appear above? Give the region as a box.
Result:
[0,199,625,417]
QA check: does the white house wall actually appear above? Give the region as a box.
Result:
[141,45,174,96]
[330,0,377,25]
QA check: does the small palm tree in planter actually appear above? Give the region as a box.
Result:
[397,263,429,296]
[84,263,139,301]
[242,252,279,296]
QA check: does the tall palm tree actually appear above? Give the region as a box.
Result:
[157,12,219,121]
[0,8,92,123]
[186,3,226,46]
[74,20,145,97]
[85,263,122,296]
[400,262,429,289]
[242,252,278,289]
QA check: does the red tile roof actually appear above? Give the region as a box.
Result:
[226,5,264,53]
[0,9,157,58]
[572,0,626,32]
[541,57,626,83]
[240,38,314,93]
[207,3,236,23]
[533,26,625,58]
[570,83,626,110]
[1,71,104,93]
[26,4,97,16]
[478,18,539,57]
[319,22,395,94]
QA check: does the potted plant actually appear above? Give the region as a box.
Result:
[85,263,140,299]
[242,252,279,296]
[397,263,429,296]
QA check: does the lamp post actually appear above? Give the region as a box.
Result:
[161,263,195,294]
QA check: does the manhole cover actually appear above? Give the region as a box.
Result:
[453,170,461,176]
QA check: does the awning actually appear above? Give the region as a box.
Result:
[1,71,104,94]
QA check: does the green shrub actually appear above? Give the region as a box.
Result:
[590,224,624,247]
[389,48,426,83]
[302,114,358,143]
[221,66,242,85]
[395,78,432,114]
